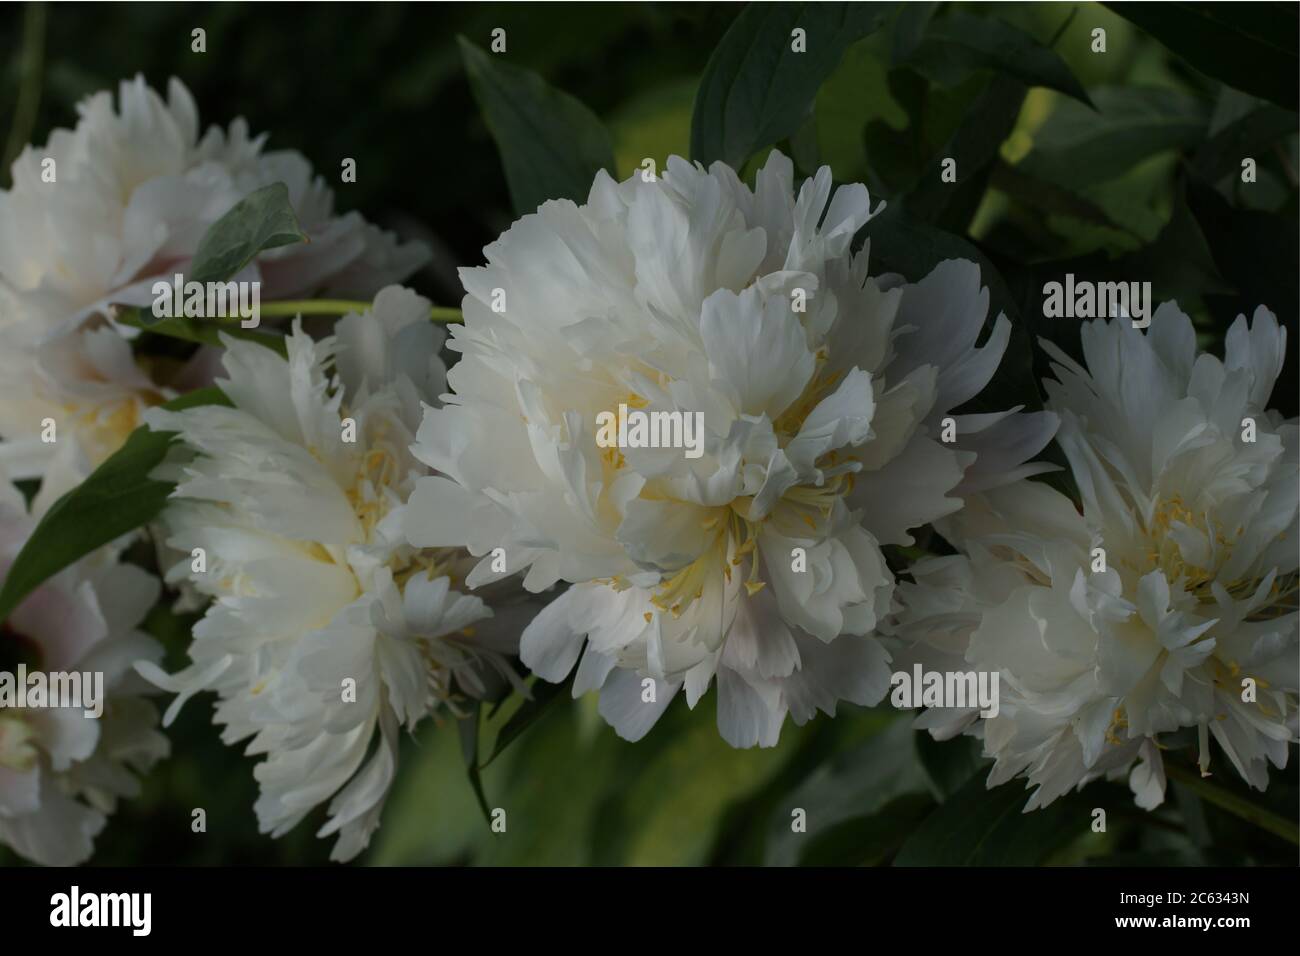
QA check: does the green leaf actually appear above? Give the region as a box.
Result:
[474,695,624,865]
[916,731,988,801]
[1189,176,1298,325]
[189,182,307,286]
[1119,187,1233,302]
[457,701,492,826]
[691,2,894,168]
[116,306,288,357]
[863,67,990,196]
[1188,175,1298,415]
[0,387,231,626]
[893,773,1092,865]
[799,795,935,865]
[889,2,940,65]
[478,694,624,866]
[1104,2,1298,110]
[1192,103,1298,182]
[479,675,570,769]
[905,74,1028,232]
[763,718,934,865]
[787,111,823,177]
[398,686,932,868]
[988,158,1143,240]
[1008,187,1233,399]
[1164,762,1298,845]
[458,36,615,216]
[1019,86,1209,188]
[909,13,1093,107]
[593,697,802,865]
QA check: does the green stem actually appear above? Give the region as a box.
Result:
[3,2,47,178]
[1165,761,1299,845]
[259,299,462,323]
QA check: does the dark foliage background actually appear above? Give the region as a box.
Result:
[0,1,1295,866]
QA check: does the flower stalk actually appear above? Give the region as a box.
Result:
[260,299,462,323]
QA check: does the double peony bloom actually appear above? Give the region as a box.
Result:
[0,76,430,864]
[407,153,1056,746]
[898,305,1297,810]
[0,77,1294,865]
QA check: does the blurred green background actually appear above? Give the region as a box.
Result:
[0,1,1295,866]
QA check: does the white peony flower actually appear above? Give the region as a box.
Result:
[896,305,1298,809]
[0,74,428,483]
[406,153,1056,747]
[137,287,523,861]
[0,466,168,866]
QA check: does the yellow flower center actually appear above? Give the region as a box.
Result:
[609,351,861,620]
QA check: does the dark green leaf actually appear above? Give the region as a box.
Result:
[890,2,940,65]
[0,387,230,626]
[909,13,1092,107]
[1120,187,1233,301]
[473,695,623,865]
[1192,103,1298,182]
[116,306,288,357]
[862,67,947,196]
[378,691,642,866]
[459,36,615,216]
[1188,175,1298,417]
[797,793,934,865]
[189,182,307,286]
[691,2,894,168]
[1005,184,1232,403]
[989,158,1143,239]
[894,773,1092,865]
[1104,3,1298,110]
[864,66,1002,199]
[916,731,987,801]
[764,718,933,865]
[457,701,493,825]
[1189,175,1299,326]
[479,675,569,769]
[1171,781,1213,847]
[1020,86,1209,188]
[906,74,1028,232]
[787,112,823,177]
